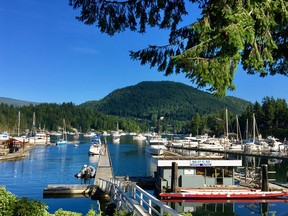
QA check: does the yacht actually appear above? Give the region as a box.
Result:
[132,134,147,141]
[89,134,103,155]
[145,136,168,155]
[28,133,50,145]
[198,138,224,150]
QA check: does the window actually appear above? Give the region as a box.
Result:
[196,167,205,175]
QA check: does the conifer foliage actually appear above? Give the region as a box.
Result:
[69,0,288,95]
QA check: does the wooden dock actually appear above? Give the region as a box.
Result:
[94,144,113,185]
[43,184,95,197]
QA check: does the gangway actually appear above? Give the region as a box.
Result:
[97,178,181,216]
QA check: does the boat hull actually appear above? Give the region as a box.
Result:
[74,165,96,179]
[160,190,288,199]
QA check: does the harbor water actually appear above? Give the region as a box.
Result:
[1,135,288,215]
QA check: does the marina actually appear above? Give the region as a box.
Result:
[1,134,288,215]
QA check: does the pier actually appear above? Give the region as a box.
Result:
[94,144,114,185]
[169,145,288,160]
[92,144,180,215]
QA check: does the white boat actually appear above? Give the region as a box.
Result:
[111,131,121,138]
[89,134,103,155]
[28,133,50,145]
[84,132,96,137]
[265,136,285,152]
[170,135,203,147]
[0,132,10,141]
[145,136,168,155]
[56,119,67,145]
[133,134,147,141]
[229,144,243,151]
[198,138,224,150]
[56,138,67,146]
[112,137,120,143]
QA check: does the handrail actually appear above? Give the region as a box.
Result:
[98,178,181,216]
[131,184,180,216]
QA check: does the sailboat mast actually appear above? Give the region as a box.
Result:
[253,113,256,143]
[225,109,229,139]
[236,115,239,142]
[18,111,20,137]
[246,119,249,140]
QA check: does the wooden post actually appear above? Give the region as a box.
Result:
[171,162,178,193]
[261,164,269,191]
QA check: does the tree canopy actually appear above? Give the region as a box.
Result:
[69,0,288,96]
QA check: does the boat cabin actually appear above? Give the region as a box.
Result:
[152,156,242,193]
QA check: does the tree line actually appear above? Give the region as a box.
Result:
[189,97,288,141]
[1,96,287,139]
[0,102,141,135]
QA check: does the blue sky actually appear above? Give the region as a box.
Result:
[1,0,288,105]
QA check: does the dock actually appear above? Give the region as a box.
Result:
[94,144,114,185]
[43,184,95,198]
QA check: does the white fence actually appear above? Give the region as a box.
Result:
[98,178,181,216]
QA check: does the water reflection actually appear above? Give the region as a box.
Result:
[163,199,288,215]
[1,135,288,215]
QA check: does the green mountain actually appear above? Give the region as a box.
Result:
[80,81,252,120]
[0,97,38,107]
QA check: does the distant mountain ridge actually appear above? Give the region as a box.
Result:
[0,97,39,106]
[1,81,252,120]
[80,81,252,120]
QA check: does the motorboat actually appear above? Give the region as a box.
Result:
[170,135,202,148]
[0,132,10,141]
[112,137,120,143]
[83,132,96,137]
[89,144,103,155]
[145,136,168,155]
[28,133,50,145]
[265,136,285,152]
[56,138,67,145]
[89,134,103,155]
[91,134,101,144]
[133,134,147,141]
[74,165,96,179]
[198,138,224,150]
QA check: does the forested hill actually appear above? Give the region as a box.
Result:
[81,81,252,120]
[0,97,39,106]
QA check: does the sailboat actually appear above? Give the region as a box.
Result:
[13,111,29,143]
[56,119,67,145]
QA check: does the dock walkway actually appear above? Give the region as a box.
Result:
[94,144,113,185]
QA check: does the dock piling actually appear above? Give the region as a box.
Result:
[171,162,178,193]
[261,164,269,191]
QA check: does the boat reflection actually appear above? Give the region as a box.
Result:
[162,198,288,215]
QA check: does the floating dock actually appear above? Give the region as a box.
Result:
[43,144,114,197]
[94,144,113,185]
[43,184,95,197]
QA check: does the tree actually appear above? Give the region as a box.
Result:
[69,0,288,96]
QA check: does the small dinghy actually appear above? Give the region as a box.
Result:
[74,164,96,179]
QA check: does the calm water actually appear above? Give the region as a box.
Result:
[1,135,288,215]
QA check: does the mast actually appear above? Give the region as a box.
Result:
[225,108,229,139]
[18,111,20,137]
[245,118,249,141]
[252,113,256,143]
[236,115,239,142]
[235,115,242,143]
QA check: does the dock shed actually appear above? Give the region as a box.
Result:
[151,156,242,193]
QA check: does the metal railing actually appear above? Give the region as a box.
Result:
[98,178,181,216]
